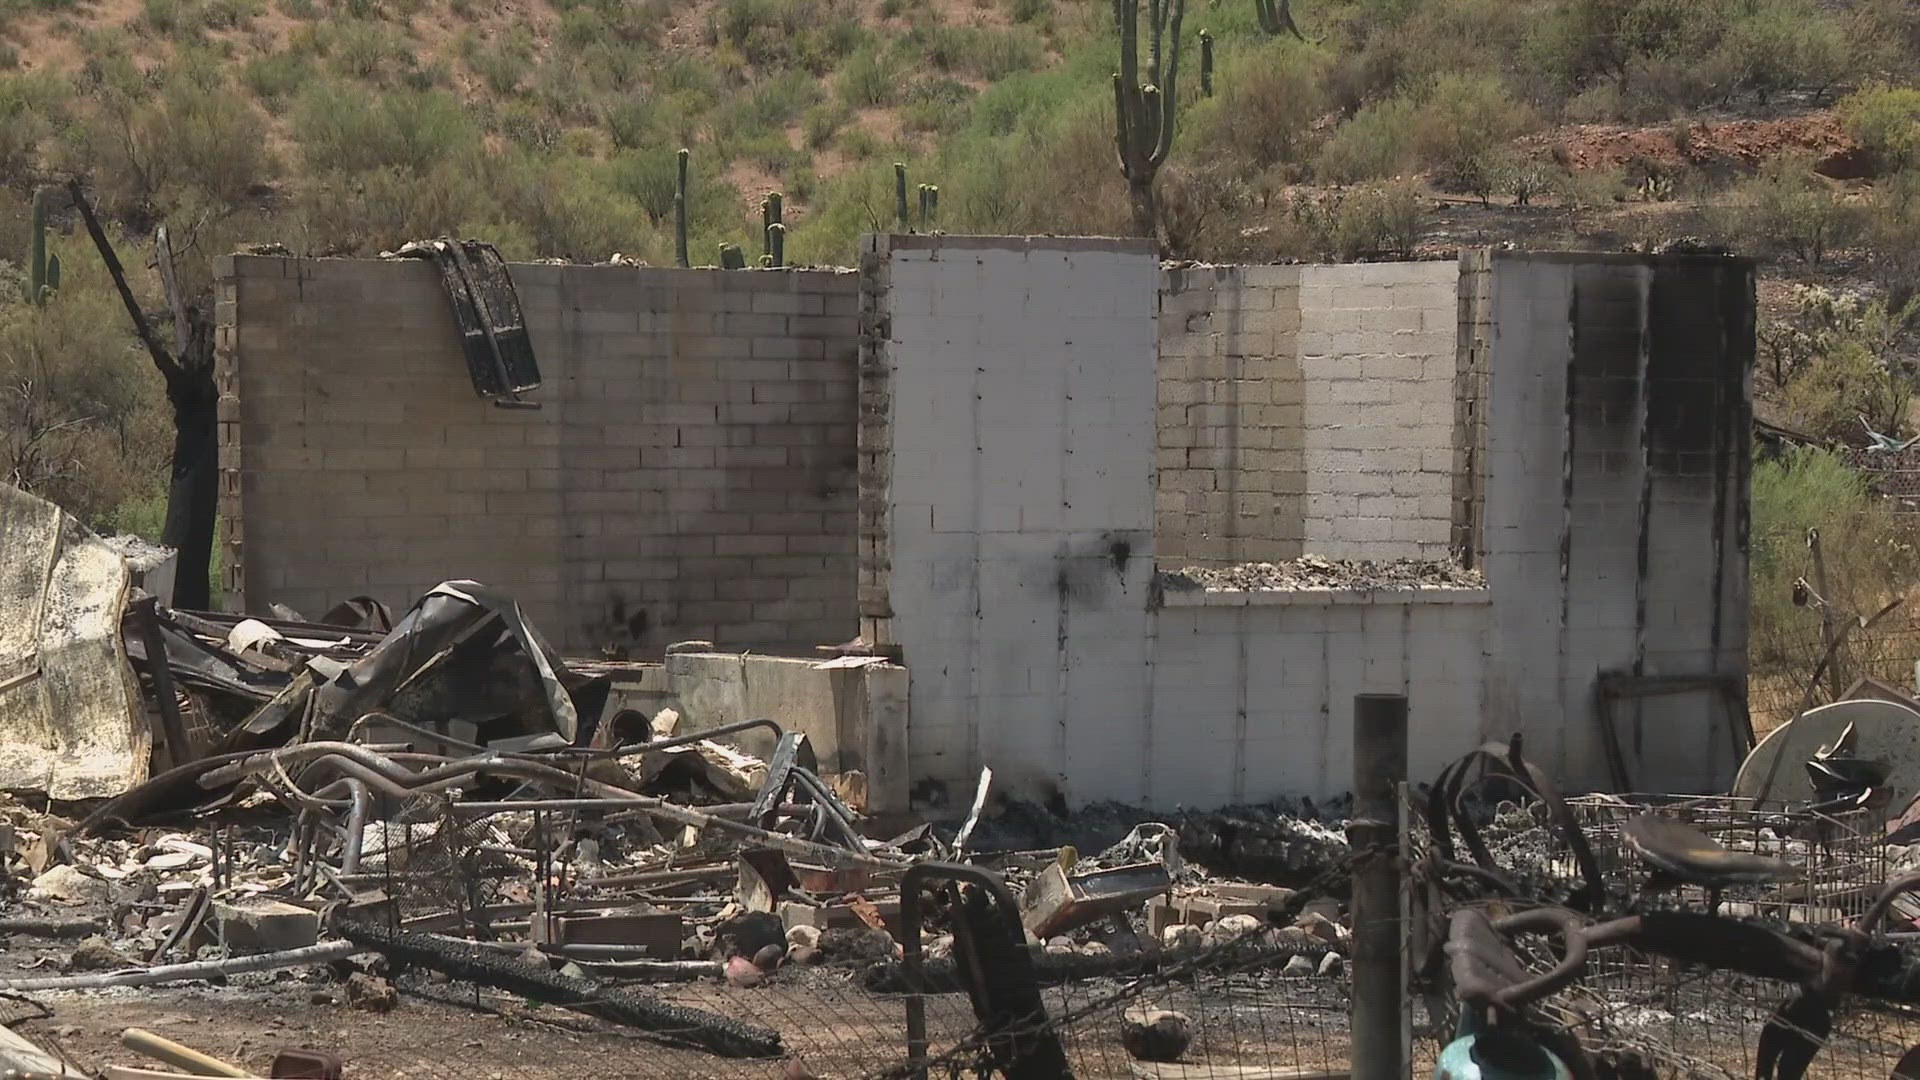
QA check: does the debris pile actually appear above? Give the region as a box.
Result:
[1160,556,1485,593]
[0,480,1364,1076]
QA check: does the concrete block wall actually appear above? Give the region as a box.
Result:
[861,235,1162,803]
[1477,252,1753,793]
[216,256,860,654]
[1151,590,1488,806]
[1156,261,1460,568]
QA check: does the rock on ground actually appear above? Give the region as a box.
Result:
[1121,1007,1194,1062]
[346,972,397,1012]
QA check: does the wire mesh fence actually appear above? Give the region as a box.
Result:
[334,796,1361,1080]
[1567,794,1888,923]
[1749,620,1920,736]
[1403,780,1920,1080]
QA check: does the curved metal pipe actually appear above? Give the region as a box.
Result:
[208,742,899,870]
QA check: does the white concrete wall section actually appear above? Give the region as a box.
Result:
[871,235,1162,806]
[1479,253,1753,793]
[1152,589,1489,807]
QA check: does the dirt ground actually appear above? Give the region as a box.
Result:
[0,938,1362,1080]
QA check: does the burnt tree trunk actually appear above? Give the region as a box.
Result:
[161,305,216,609]
[67,181,220,610]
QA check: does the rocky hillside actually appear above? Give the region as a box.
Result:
[7,0,1920,533]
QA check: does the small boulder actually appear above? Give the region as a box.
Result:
[713,912,785,962]
[1282,954,1315,977]
[66,935,129,972]
[752,943,787,971]
[925,934,954,962]
[1208,913,1263,947]
[1317,951,1344,977]
[1120,1007,1193,1063]
[1044,937,1074,956]
[1161,924,1202,953]
[346,972,396,1012]
[1295,912,1347,948]
[1263,925,1317,951]
[785,925,822,951]
[786,945,823,966]
[725,955,766,988]
[1078,941,1112,959]
[818,927,897,965]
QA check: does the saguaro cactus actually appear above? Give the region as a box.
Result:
[718,242,746,270]
[1111,0,1185,240]
[29,188,60,307]
[674,148,690,268]
[918,184,938,228]
[1253,0,1304,40]
[894,163,910,231]
[761,192,784,267]
[1199,29,1214,97]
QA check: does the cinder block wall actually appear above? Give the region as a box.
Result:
[863,237,1491,809]
[216,256,860,654]
[1478,252,1753,793]
[1156,261,1460,568]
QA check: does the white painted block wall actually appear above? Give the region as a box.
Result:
[1479,254,1751,793]
[1150,591,1489,807]
[877,237,1162,805]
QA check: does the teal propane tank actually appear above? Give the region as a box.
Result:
[1434,1008,1572,1080]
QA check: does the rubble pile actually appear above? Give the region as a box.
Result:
[1160,556,1485,592]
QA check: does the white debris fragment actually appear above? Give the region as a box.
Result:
[1161,924,1202,953]
[31,864,109,903]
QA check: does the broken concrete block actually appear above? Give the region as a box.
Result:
[779,899,901,939]
[554,911,683,957]
[1021,860,1171,940]
[31,865,109,904]
[214,899,320,952]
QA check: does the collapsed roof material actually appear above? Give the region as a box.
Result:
[0,483,148,800]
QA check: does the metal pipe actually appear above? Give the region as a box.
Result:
[210,743,900,870]
[0,940,358,991]
[339,777,371,875]
[1350,693,1408,1080]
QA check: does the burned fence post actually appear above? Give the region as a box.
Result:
[128,596,193,772]
[1350,693,1408,1080]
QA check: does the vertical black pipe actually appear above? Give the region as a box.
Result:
[1350,693,1408,1080]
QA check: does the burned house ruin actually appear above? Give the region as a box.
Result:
[214,239,1753,813]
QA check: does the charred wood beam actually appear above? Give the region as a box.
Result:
[331,919,782,1059]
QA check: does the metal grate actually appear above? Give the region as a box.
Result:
[1567,794,1888,924]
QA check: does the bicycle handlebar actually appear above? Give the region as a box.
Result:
[1447,906,1590,1010]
